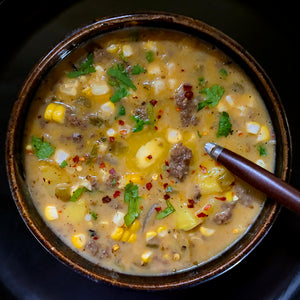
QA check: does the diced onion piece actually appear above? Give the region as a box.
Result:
[225,95,234,106]
[101,101,115,116]
[44,205,58,221]
[59,78,79,96]
[246,121,260,134]
[113,211,125,227]
[147,64,161,76]
[91,83,110,96]
[122,44,133,57]
[152,79,165,95]
[167,128,182,144]
[54,149,69,165]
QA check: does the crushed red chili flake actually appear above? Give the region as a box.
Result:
[140,206,143,210]
[113,190,121,198]
[191,170,195,175]
[160,174,163,180]
[163,183,169,189]
[37,115,42,119]
[181,69,185,72]
[214,196,226,201]
[102,195,112,203]
[154,126,158,130]
[150,99,158,106]
[146,155,153,160]
[109,137,115,142]
[99,162,106,168]
[204,204,212,211]
[132,96,138,99]
[157,114,162,119]
[199,165,207,173]
[118,120,125,125]
[93,236,99,240]
[187,199,195,208]
[163,194,170,200]
[197,212,208,218]
[146,182,152,190]
[165,160,169,166]
[73,155,79,164]
[155,207,162,212]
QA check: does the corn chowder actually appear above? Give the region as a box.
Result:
[23,28,275,275]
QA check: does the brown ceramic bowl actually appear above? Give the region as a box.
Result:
[5,12,292,290]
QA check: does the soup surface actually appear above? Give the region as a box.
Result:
[23,28,275,275]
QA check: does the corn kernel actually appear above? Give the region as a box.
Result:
[129,220,140,232]
[257,125,270,142]
[233,228,240,234]
[107,44,120,53]
[101,101,115,116]
[72,233,86,248]
[82,86,92,96]
[173,253,181,261]
[127,233,137,243]
[112,244,120,252]
[122,45,133,57]
[225,191,234,202]
[44,205,58,221]
[200,226,215,237]
[111,227,124,241]
[52,105,66,123]
[145,231,157,242]
[44,103,55,120]
[124,174,143,185]
[121,230,130,242]
[157,226,167,237]
[141,251,153,263]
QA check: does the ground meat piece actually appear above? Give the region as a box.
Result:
[193,184,201,203]
[135,105,148,121]
[175,83,198,127]
[72,133,83,143]
[213,202,236,225]
[86,175,99,191]
[65,110,88,129]
[93,48,107,63]
[85,240,99,256]
[106,173,120,187]
[168,143,192,181]
[233,182,255,208]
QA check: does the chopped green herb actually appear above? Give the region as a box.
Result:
[145,50,154,63]
[217,111,232,137]
[86,144,99,164]
[219,68,228,77]
[31,136,55,160]
[156,199,175,220]
[110,87,129,103]
[90,211,98,220]
[107,64,136,91]
[198,84,225,111]
[70,187,87,202]
[131,115,151,133]
[66,53,96,78]
[115,105,126,119]
[60,160,68,168]
[132,64,146,75]
[258,144,267,156]
[197,131,202,138]
[198,77,207,90]
[124,182,142,227]
[119,52,128,62]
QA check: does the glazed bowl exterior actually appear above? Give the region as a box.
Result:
[5,12,292,290]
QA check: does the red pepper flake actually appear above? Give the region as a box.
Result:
[155,207,162,212]
[37,115,42,119]
[181,69,185,72]
[191,170,195,175]
[73,155,79,164]
[163,194,170,200]
[157,114,162,119]
[165,160,169,166]
[154,126,158,131]
[159,174,163,180]
[146,182,152,190]
[113,190,120,198]
[214,196,226,201]
[109,168,116,175]
[146,155,152,160]
[140,206,144,210]
[199,165,207,173]
[93,236,99,240]
[102,195,112,203]
[238,132,243,137]
[132,96,138,99]
[159,109,163,114]
[118,120,124,125]
[197,212,208,218]
[150,99,158,106]
[187,199,195,208]
[204,204,212,211]
[109,137,115,142]
[215,162,220,166]
[163,183,169,189]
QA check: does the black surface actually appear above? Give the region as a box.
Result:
[0,0,299,299]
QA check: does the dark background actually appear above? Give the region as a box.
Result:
[0,0,299,299]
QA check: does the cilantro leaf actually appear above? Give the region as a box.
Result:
[60,160,68,168]
[66,53,96,78]
[90,211,98,220]
[219,68,228,77]
[258,144,267,156]
[145,50,154,62]
[198,84,225,111]
[110,87,129,103]
[107,65,136,91]
[132,64,146,75]
[217,111,232,137]
[124,182,142,227]
[156,200,175,220]
[70,187,87,202]
[115,105,126,119]
[131,115,151,133]
[31,136,55,160]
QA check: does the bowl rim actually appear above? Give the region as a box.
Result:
[5,11,292,290]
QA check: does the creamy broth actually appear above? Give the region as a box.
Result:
[23,28,275,275]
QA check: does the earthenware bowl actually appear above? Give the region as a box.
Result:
[5,12,292,290]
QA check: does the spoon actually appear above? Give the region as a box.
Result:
[205,142,300,215]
